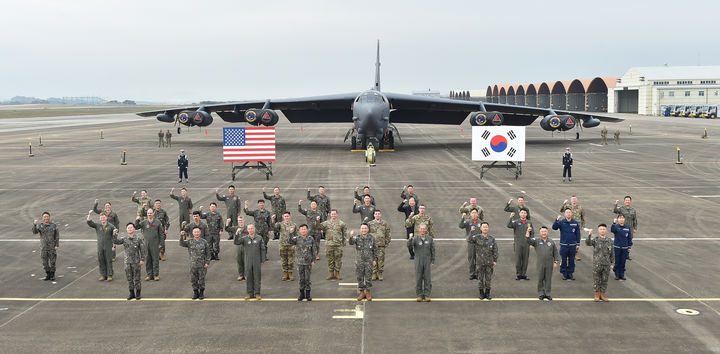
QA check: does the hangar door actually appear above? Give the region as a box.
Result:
[617,89,638,113]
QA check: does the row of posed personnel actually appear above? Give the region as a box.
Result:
[31,185,637,302]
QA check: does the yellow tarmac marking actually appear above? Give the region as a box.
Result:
[1,297,720,302]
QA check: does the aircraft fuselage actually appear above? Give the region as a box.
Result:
[352,90,390,147]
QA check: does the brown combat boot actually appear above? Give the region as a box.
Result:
[160,253,166,261]
[357,291,366,301]
[424,297,431,302]
[594,291,600,302]
[600,292,609,302]
[575,255,581,261]
[416,297,423,302]
[365,290,372,301]
[288,272,294,281]
[327,270,335,280]
[335,271,342,280]
[107,277,112,282]
[282,272,289,281]
[372,272,378,281]
[378,271,383,281]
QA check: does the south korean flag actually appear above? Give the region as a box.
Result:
[471,126,525,162]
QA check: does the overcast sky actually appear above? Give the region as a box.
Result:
[1,0,718,103]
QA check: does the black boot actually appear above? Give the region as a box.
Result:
[43,272,50,281]
[215,252,220,261]
[192,289,199,300]
[297,290,305,301]
[49,272,56,281]
[306,289,312,302]
[486,288,492,300]
[127,289,136,300]
[135,289,142,300]
[199,288,205,300]
[478,288,485,300]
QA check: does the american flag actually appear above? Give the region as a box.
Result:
[223,127,275,162]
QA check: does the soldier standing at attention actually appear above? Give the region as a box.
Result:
[298,200,322,260]
[152,200,170,261]
[32,212,59,281]
[87,210,117,281]
[217,185,241,226]
[244,200,272,259]
[273,211,297,281]
[614,128,620,145]
[401,185,420,205]
[525,226,559,301]
[354,186,375,206]
[171,187,193,230]
[177,149,189,183]
[405,204,435,238]
[289,224,317,301]
[614,196,637,260]
[240,224,266,300]
[349,224,378,301]
[561,196,586,261]
[113,223,145,300]
[611,215,632,281]
[471,222,499,300]
[307,186,331,222]
[504,196,531,219]
[459,208,482,280]
[93,200,120,261]
[133,209,166,281]
[158,129,165,148]
[562,147,573,183]
[368,210,390,281]
[226,216,248,281]
[182,211,208,241]
[408,223,435,302]
[552,208,581,281]
[586,225,614,302]
[352,196,376,223]
[315,209,348,280]
[601,126,608,145]
[263,187,287,240]
[507,209,533,281]
[131,190,151,220]
[397,197,419,259]
[179,227,211,300]
[165,129,172,148]
[200,203,223,260]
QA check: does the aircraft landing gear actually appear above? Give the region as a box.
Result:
[351,136,357,150]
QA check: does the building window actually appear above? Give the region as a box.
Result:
[685,91,691,96]
[678,80,693,85]
[700,80,717,84]
[699,91,705,96]
[669,91,675,97]
[715,91,719,96]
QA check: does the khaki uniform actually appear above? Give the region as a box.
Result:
[405,214,435,237]
[601,127,608,145]
[368,219,391,276]
[274,221,298,273]
[158,131,165,147]
[316,219,347,273]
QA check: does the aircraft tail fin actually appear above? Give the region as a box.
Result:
[374,40,381,91]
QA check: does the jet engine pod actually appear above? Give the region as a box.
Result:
[469,111,488,126]
[156,112,174,123]
[558,115,576,131]
[489,111,504,126]
[191,110,213,126]
[244,109,261,125]
[178,111,191,125]
[583,116,601,128]
[540,115,562,131]
[259,109,279,126]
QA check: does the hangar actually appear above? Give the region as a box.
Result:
[486,77,617,112]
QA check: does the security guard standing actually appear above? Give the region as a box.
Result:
[179,227,210,300]
[525,226,559,300]
[158,129,165,148]
[562,147,573,182]
[32,212,60,281]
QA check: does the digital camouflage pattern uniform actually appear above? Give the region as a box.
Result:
[183,220,208,241]
[274,220,298,275]
[459,203,485,221]
[586,235,615,292]
[307,191,331,220]
[298,204,323,256]
[113,233,146,291]
[201,211,223,258]
[471,233,499,292]
[560,202,586,228]
[316,218,347,275]
[32,222,59,275]
[613,204,638,232]
[241,234,267,297]
[170,193,193,229]
[368,219,391,277]
[87,220,116,279]
[179,235,210,291]
[349,233,378,291]
[263,192,287,219]
[289,234,317,292]
[400,190,420,205]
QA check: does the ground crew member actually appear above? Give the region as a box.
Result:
[131,190,151,219]
[525,226,559,300]
[179,227,210,300]
[561,196,586,261]
[200,203,223,260]
[407,223,435,302]
[133,209,166,281]
[614,128,620,144]
[315,209,348,280]
[349,224,378,301]
[240,224,266,300]
[32,212,59,281]
[158,129,165,148]
[504,196,531,219]
[113,223,146,300]
[244,199,272,259]
[152,200,170,261]
[273,211,297,281]
[298,200,322,260]
[368,210,390,281]
[226,216,248,280]
[601,126,608,145]
[586,225,615,302]
[183,211,208,241]
[289,224,317,301]
[459,208,482,280]
[401,185,420,205]
[263,187,287,240]
[216,185,241,226]
[354,186,375,206]
[562,147,573,182]
[459,198,485,221]
[87,210,117,281]
[614,196,637,260]
[307,186,331,221]
[611,215,632,281]
[397,197,419,259]
[471,222,498,300]
[171,187,193,229]
[352,196,376,223]
[405,204,435,238]
[178,149,189,183]
[552,208,581,280]
[507,209,533,281]
[165,129,172,147]
[93,200,120,261]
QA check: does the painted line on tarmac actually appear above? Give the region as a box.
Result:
[692,195,720,198]
[618,148,635,153]
[589,143,603,147]
[1,297,720,302]
[2,238,718,243]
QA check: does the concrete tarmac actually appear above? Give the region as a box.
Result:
[1,113,719,353]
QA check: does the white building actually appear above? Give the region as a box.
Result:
[609,66,720,115]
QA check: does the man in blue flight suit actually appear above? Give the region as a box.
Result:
[552,208,581,280]
[610,214,632,281]
[562,147,573,182]
[178,149,189,183]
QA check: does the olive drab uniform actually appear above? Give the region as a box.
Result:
[397,201,419,258]
[507,217,533,279]
[132,195,151,219]
[93,202,120,260]
[349,234,378,291]
[153,208,170,257]
[400,190,420,205]
[614,128,620,144]
[613,204,638,232]
[368,219,391,278]
[179,235,210,291]
[586,235,615,293]
[405,214,435,237]
[471,233,499,293]
[112,233,145,292]
[165,130,172,147]
[306,191,331,220]
[170,193,193,229]
[274,220,298,275]
[316,218,347,276]
[459,217,482,279]
[32,222,59,276]
[216,193,241,226]
[201,211,223,259]
[503,201,532,220]
[352,203,376,223]
[263,192,287,240]
[407,234,435,298]
[226,224,248,278]
[601,127,608,145]
[298,205,323,256]
[158,130,165,147]
[87,220,116,279]
[244,207,272,250]
[241,234,267,298]
[526,236,559,297]
[133,218,165,279]
[289,235,317,292]
[354,191,375,205]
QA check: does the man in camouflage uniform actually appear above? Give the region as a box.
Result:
[561,196,586,261]
[614,196,637,260]
[307,186,331,221]
[273,211,297,281]
[217,186,241,226]
[263,187,287,240]
[165,129,172,148]
[200,203,223,260]
[32,212,59,281]
[401,185,420,205]
[183,211,208,242]
[459,208,483,280]
[349,224,378,301]
[92,199,120,262]
[298,200,322,260]
[244,199,272,260]
[171,187,193,229]
[158,129,165,148]
[315,209,347,280]
[507,209,533,281]
[240,224,266,300]
[132,190,151,219]
[133,209,166,281]
[179,227,211,300]
[586,224,615,302]
[526,226,559,300]
[601,126,608,145]
[354,186,375,205]
[151,200,170,261]
[289,224,317,301]
[368,210,390,280]
[614,128,620,144]
[471,222,498,300]
[87,210,117,281]
[405,204,435,237]
[113,223,146,300]
[459,198,485,221]
[352,196,376,223]
[407,223,435,302]
[226,216,248,281]
[504,196,531,219]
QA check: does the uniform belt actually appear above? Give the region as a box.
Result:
[559,243,577,246]
[613,245,630,249]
